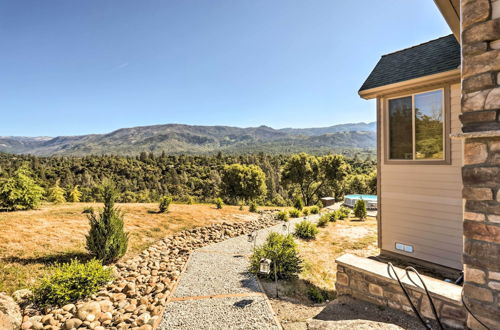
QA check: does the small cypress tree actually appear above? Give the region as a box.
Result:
[49,180,66,204]
[158,195,172,213]
[68,185,82,203]
[86,181,128,264]
[248,201,258,213]
[215,197,224,209]
[354,199,367,220]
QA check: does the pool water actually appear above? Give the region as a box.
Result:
[345,194,377,200]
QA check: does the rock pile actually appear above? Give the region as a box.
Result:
[18,214,278,329]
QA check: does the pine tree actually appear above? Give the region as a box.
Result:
[86,181,128,264]
[68,185,82,203]
[49,180,66,204]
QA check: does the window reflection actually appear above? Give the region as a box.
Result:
[415,90,443,160]
[388,96,412,159]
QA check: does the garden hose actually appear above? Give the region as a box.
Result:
[405,266,444,330]
[387,263,433,329]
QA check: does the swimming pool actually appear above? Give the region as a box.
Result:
[344,194,378,209]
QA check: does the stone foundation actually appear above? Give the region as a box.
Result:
[335,254,466,329]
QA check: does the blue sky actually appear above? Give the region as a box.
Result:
[0,1,451,137]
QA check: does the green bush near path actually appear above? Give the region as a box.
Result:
[318,214,329,227]
[33,259,112,306]
[289,209,301,218]
[294,220,319,240]
[249,232,302,280]
[277,210,288,221]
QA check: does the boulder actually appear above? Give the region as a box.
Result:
[12,289,33,305]
[0,293,22,328]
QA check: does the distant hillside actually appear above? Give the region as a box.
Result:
[279,122,376,136]
[0,122,376,156]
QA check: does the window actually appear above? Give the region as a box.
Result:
[387,89,445,161]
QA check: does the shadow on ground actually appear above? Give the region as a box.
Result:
[3,251,91,265]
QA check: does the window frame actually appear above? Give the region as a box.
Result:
[383,86,451,165]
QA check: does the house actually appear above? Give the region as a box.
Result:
[336,1,500,329]
[359,34,463,270]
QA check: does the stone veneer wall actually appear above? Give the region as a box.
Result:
[335,254,466,329]
[461,0,500,329]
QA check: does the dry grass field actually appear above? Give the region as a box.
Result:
[0,202,267,294]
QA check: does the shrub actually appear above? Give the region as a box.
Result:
[0,164,44,211]
[302,207,310,216]
[277,210,289,221]
[289,208,301,218]
[86,182,129,264]
[308,286,326,303]
[215,197,224,209]
[337,206,351,220]
[328,211,338,222]
[293,196,304,211]
[158,195,172,213]
[186,196,194,205]
[294,220,319,240]
[354,199,367,220]
[318,214,329,227]
[309,205,320,214]
[249,201,258,213]
[249,232,302,280]
[33,259,112,306]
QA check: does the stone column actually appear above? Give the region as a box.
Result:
[461,0,500,329]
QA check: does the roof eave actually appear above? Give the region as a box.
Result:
[433,0,460,41]
[358,68,461,100]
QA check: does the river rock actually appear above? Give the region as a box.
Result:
[0,293,22,328]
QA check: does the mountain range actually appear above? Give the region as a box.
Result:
[0,122,376,156]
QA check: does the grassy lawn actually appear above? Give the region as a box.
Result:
[0,202,263,294]
[265,215,379,303]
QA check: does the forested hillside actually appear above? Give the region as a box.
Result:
[0,122,375,156]
[0,152,376,206]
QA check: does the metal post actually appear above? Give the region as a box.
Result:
[274,257,279,298]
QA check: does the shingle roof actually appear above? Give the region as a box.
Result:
[359,35,460,92]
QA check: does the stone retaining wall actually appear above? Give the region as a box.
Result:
[335,254,466,329]
[15,214,278,330]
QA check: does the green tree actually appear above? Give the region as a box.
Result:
[68,185,82,203]
[48,180,66,204]
[282,153,350,205]
[158,195,172,213]
[221,164,267,204]
[249,232,303,280]
[86,181,129,264]
[0,164,44,211]
[354,199,367,220]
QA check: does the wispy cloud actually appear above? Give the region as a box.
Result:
[111,62,129,71]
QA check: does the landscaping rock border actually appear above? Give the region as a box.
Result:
[15,213,279,330]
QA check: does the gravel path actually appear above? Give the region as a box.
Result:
[159,215,319,330]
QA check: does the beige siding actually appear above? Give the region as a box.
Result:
[380,83,463,270]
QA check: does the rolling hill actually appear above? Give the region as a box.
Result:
[0,122,376,156]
